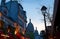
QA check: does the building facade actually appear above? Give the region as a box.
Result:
[52,0,60,39]
[0,0,27,39]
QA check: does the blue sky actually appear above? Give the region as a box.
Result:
[0,0,54,34]
[21,0,54,34]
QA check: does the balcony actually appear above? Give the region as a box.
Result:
[0,12,14,27]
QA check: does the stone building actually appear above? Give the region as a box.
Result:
[26,19,34,33]
[26,19,40,39]
[34,27,40,39]
[0,0,27,39]
[26,19,34,39]
[52,0,60,39]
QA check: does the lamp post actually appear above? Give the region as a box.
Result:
[41,6,47,39]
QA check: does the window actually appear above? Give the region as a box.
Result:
[0,20,4,29]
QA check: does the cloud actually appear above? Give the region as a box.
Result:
[32,20,45,34]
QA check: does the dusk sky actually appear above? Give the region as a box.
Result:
[0,0,54,34]
[21,0,54,34]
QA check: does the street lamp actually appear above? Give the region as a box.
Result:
[41,6,47,39]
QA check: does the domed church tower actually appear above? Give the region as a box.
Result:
[26,19,34,33]
[34,27,39,36]
[34,27,40,39]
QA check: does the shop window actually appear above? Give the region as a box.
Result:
[0,20,4,29]
[0,12,2,17]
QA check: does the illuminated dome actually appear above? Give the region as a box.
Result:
[26,19,34,32]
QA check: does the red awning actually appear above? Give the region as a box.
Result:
[16,32,22,39]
